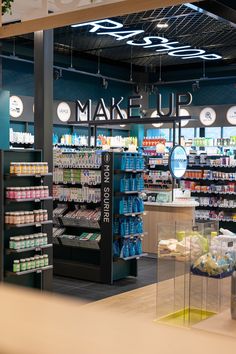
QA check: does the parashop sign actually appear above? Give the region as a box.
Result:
[72,19,222,61]
[76,92,192,122]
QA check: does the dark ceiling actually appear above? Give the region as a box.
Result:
[53,2,236,68]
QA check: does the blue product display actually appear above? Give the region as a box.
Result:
[135,238,143,255]
[113,240,120,257]
[114,219,119,235]
[115,216,144,236]
[129,240,136,257]
[119,198,128,214]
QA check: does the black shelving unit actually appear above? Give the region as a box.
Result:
[183,160,236,232]
[53,150,146,284]
[0,150,53,290]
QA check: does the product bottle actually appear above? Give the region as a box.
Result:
[231,271,236,320]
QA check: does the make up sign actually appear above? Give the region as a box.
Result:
[76,92,192,123]
[169,145,187,179]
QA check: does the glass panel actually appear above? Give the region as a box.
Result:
[205,127,221,138]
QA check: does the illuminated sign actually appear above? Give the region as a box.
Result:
[72,19,222,61]
[57,102,71,122]
[76,92,192,122]
[169,145,188,179]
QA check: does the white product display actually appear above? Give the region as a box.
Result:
[10,129,34,145]
[53,185,101,203]
[53,150,102,168]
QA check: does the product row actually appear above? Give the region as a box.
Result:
[148,157,169,166]
[53,133,89,147]
[6,186,50,200]
[5,210,48,225]
[53,207,101,228]
[145,171,171,182]
[10,129,34,145]
[142,137,166,147]
[54,232,101,248]
[181,181,236,193]
[53,185,101,203]
[10,162,49,175]
[114,217,144,236]
[118,197,144,214]
[53,168,101,185]
[121,154,145,171]
[188,155,235,167]
[183,169,236,180]
[13,255,50,273]
[97,136,138,148]
[196,197,236,209]
[53,150,102,168]
[196,209,236,222]
[120,175,144,192]
[113,238,143,258]
[9,233,48,250]
[192,137,236,147]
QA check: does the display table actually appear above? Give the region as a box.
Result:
[143,201,199,254]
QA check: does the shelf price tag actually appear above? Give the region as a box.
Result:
[35,223,42,227]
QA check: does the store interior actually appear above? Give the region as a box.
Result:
[1,2,236,330]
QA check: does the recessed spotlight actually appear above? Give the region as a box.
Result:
[156,23,168,29]
[120,125,126,128]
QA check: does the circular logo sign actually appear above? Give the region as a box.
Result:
[104,153,111,164]
[10,96,24,118]
[226,106,236,125]
[57,102,71,122]
[151,110,163,128]
[200,107,216,126]
[169,145,187,179]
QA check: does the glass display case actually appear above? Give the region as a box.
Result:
[156,220,232,327]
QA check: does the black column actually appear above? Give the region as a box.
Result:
[34,30,53,291]
[34,30,53,170]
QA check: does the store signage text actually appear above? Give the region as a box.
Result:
[72,19,222,61]
[102,153,112,223]
[76,92,192,121]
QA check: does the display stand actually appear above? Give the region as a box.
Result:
[156,221,231,327]
[0,150,53,290]
[53,150,146,284]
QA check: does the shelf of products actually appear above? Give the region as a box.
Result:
[0,150,53,290]
[10,129,34,146]
[53,150,147,283]
[192,136,236,148]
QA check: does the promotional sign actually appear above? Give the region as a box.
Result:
[57,102,71,122]
[200,107,216,126]
[169,145,187,179]
[226,106,236,125]
[101,151,114,283]
[72,19,222,61]
[10,96,24,118]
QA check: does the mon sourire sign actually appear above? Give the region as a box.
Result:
[76,92,192,122]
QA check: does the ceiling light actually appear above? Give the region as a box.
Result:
[156,23,168,29]
[120,125,126,128]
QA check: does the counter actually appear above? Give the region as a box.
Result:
[143,200,199,254]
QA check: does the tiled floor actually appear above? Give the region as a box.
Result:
[53,257,184,302]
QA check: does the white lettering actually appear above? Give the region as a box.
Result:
[155,43,191,53]
[71,19,123,32]
[98,30,144,41]
[127,36,168,47]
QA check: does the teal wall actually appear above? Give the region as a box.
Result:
[4,58,132,138]
[0,90,10,149]
[149,80,236,108]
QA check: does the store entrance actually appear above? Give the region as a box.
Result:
[2,3,236,306]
